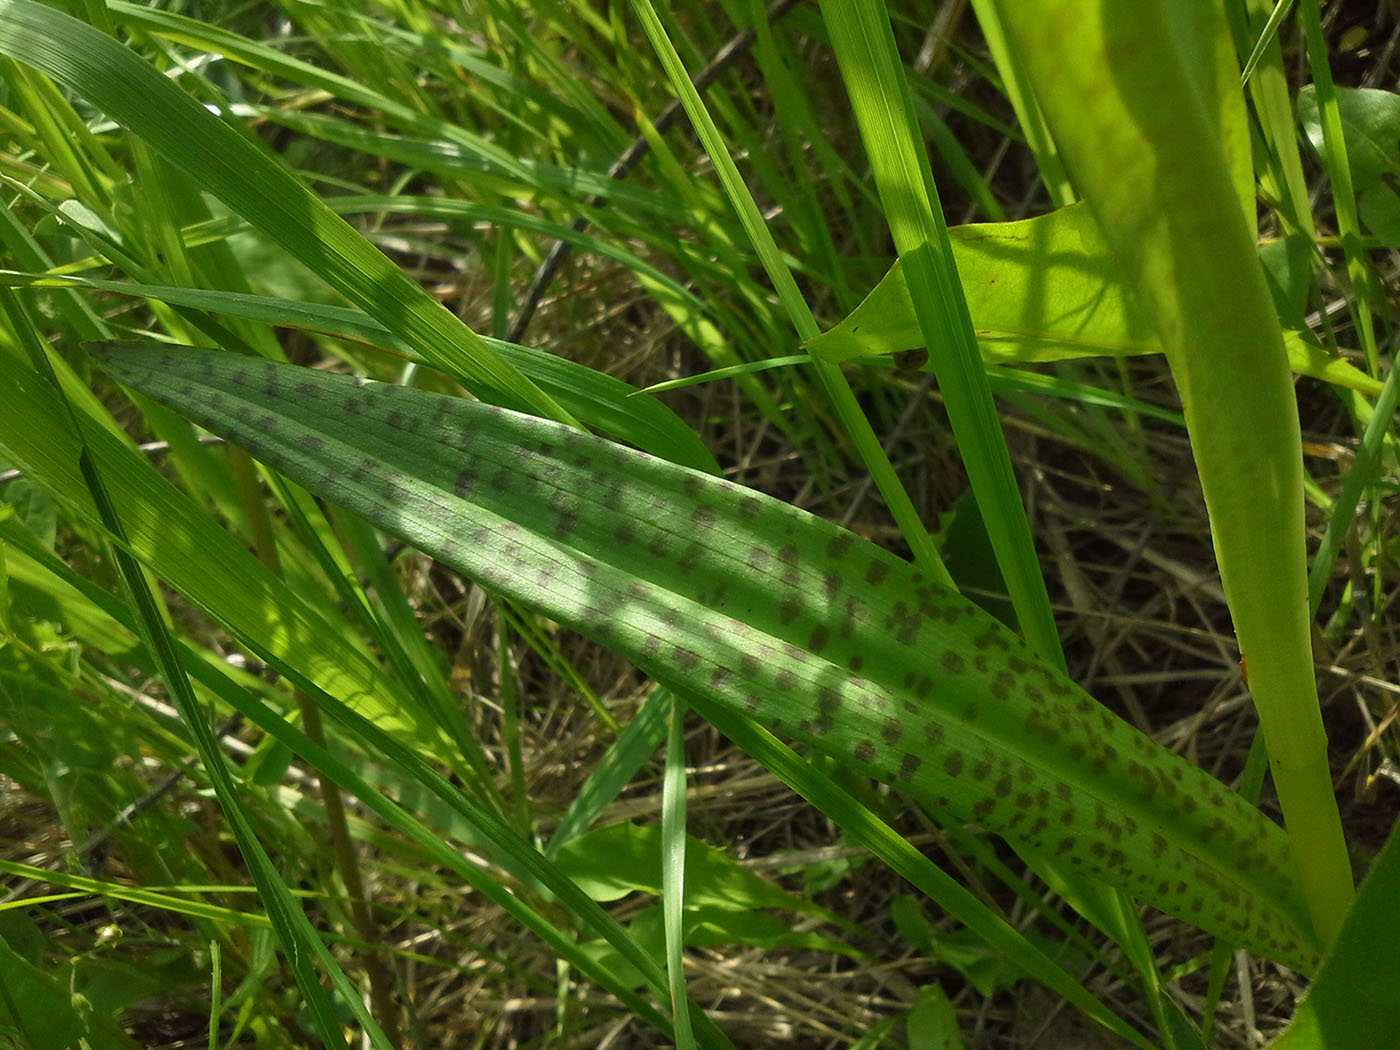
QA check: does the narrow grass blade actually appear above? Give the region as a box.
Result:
[0,0,570,421]
[628,0,949,582]
[93,343,1323,973]
[0,503,723,1046]
[7,302,379,1050]
[0,270,716,472]
[662,696,696,1049]
[817,0,1062,667]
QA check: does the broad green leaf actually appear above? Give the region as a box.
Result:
[1268,818,1400,1049]
[808,205,1155,365]
[94,343,1322,974]
[806,204,1380,396]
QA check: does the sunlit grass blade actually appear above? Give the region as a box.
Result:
[628,0,948,583]
[546,686,672,856]
[693,702,1152,1049]
[817,0,1061,667]
[662,696,697,1049]
[5,294,386,1050]
[0,0,570,422]
[0,269,717,471]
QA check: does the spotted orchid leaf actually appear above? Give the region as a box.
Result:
[92,342,1321,972]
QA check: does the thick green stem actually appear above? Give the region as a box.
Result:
[990,0,1353,946]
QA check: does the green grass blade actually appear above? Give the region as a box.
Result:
[693,701,1152,1049]
[1267,817,1400,1049]
[546,686,673,856]
[1296,0,1380,376]
[6,296,377,1050]
[0,0,571,421]
[0,270,716,471]
[93,342,1323,973]
[0,502,726,1045]
[0,500,732,1047]
[817,0,1062,667]
[662,696,696,1049]
[0,351,444,755]
[628,0,949,583]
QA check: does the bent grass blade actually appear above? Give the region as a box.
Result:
[92,343,1321,973]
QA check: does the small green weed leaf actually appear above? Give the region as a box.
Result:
[1299,85,1400,188]
[579,904,860,992]
[93,343,1320,972]
[1300,85,1400,246]
[807,205,1378,395]
[633,904,860,958]
[890,897,1018,998]
[1259,233,1317,328]
[68,953,200,1020]
[0,935,140,1050]
[907,983,965,1050]
[2,479,58,549]
[1268,818,1400,1050]
[554,822,831,920]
